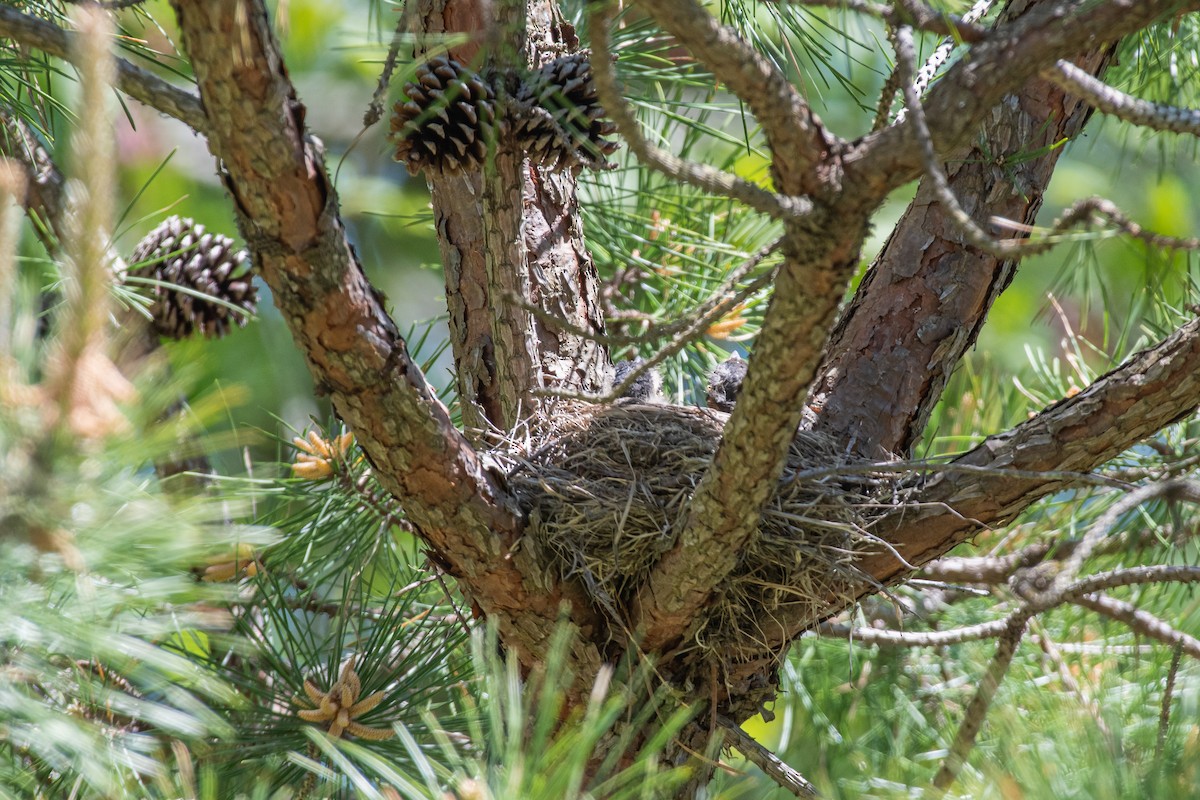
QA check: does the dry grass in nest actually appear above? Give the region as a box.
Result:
[492,402,902,658]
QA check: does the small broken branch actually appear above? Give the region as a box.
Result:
[1073,593,1200,660]
[719,716,819,798]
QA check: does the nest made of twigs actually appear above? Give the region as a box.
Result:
[493,402,905,659]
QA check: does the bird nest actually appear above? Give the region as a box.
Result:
[493,402,903,658]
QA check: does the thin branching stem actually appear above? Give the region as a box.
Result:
[719,716,819,798]
[793,0,987,42]
[894,25,1200,259]
[1057,479,1200,591]
[514,240,780,348]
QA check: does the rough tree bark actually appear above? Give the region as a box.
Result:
[6,0,1190,793]
[811,0,1118,456]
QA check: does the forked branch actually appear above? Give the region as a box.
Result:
[166,0,602,674]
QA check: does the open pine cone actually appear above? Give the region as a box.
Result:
[513,52,619,171]
[128,216,256,340]
[390,57,501,175]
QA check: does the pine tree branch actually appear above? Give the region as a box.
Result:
[847,0,1200,198]
[587,1,810,219]
[791,0,988,42]
[719,716,819,798]
[1044,58,1200,136]
[639,0,834,196]
[167,0,603,675]
[1156,643,1183,762]
[918,545,1055,584]
[0,4,206,134]
[932,611,1027,790]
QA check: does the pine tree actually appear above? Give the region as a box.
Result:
[2,0,1200,797]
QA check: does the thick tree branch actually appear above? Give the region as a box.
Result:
[0,5,206,134]
[167,0,602,673]
[864,315,1200,585]
[633,209,874,652]
[844,0,1200,199]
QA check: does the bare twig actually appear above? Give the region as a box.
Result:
[1073,593,1200,660]
[362,7,409,128]
[851,0,1200,201]
[932,611,1028,791]
[0,107,67,255]
[531,243,781,402]
[919,544,1053,584]
[720,716,819,798]
[1156,642,1183,763]
[907,0,995,103]
[1044,59,1200,137]
[993,196,1200,254]
[633,0,831,195]
[894,24,1200,260]
[65,0,147,8]
[517,240,781,350]
[1031,619,1110,739]
[586,2,809,219]
[818,618,1010,647]
[1057,479,1200,591]
[0,5,207,133]
[794,0,987,43]
[891,24,1019,257]
[931,563,1200,791]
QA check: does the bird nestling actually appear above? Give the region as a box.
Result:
[612,357,663,402]
[706,353,747,412]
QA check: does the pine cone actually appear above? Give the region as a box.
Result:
[390,57,501,175]
[513,52,619,171]
[128,216,256,340]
